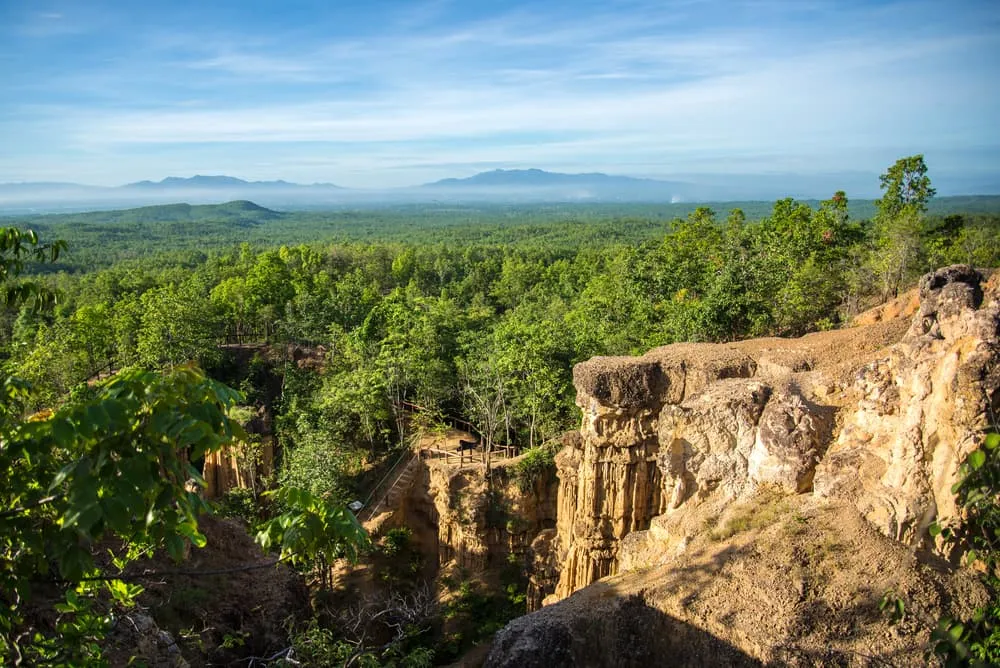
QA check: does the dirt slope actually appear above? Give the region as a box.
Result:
[488,495,985,667]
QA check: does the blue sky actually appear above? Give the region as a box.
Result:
[1,0,998,190]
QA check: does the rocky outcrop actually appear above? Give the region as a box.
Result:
[815,265,999,544]
[551,347,757,599]
[106,613,189,667]
[748,389,834,493]
[427,458,559,574]
[351,434,560,609]
[546,265,998,604]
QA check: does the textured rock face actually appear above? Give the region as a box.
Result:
[426,460,559,575]
[203,435,275,498]
[547,265,999,603]
[552,347,758,599]
[748,390,833,493]
[657,379,770,508]
[815,266,999,543]
[203,404,275,499]
[106,613,189,667]
[488,593,762,668]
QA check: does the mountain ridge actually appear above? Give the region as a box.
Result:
[3,168,998,213]
[423,168,681,188]
[123,175,342,189]
[23,200,285,224]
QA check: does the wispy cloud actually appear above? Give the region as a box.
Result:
[0,0,997,188]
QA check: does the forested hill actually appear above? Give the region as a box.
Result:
[38,200,283,225]
[7,195,1000,271]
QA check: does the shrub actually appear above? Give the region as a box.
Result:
[930,432,1000,666]
[382,527,412,556]
[218,487,262,527]
[513,444,557,493]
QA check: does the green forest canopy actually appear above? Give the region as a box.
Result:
[5,195,1000,271]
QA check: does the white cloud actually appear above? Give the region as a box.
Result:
[2,0,998,186]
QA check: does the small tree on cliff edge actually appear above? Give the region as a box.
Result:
[873,154,936,300]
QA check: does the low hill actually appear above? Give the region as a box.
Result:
[30,200,283,225]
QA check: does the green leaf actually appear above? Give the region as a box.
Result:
[165,534,186,562]
[75,503,104,535]
[49,460,77,492]
[102,497,130,532]
[985,433,1000,450]
[969,450,986,471]
[58,547,91,582]
[85,404,110,432]
[50,417,77,448]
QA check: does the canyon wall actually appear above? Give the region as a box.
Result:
[426,457,559,573]
[487,265,998,666]
[545,265,998,603]
[359,446,560,591]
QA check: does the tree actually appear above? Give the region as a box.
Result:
[0,229,368,664]
[876,155,935,221]
[0,366,244,663]
[489,306,573,447]
[137,281,220,367]
[457,353,508,472]
[872,155,935,299]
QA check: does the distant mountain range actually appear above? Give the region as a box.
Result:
[1,168,995,214]
[123,175,343,190]
[426,168,679,189]
[0,175,351,214]
[421,168,701,201]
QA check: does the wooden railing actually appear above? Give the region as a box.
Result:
[217,323,325,350]
[420,442,520,466]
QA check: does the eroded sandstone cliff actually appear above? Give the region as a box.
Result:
[426,455,559,574]
[490,265,998,666]
[489,496,987,667]
[543,266,997,604]
[349,437,560,606]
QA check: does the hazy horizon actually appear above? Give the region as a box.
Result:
[2,0,998,189]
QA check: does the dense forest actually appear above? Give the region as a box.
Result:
[2,156,1000,664]
[10,195,1000,271]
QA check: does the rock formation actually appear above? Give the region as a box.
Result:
[488,265,998,665]
[349,434,560,610]
[417,455,559,576]
[541,266,998,604]
[815,265,999,544]
[489,497,988,667]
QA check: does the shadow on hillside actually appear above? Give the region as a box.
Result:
[485,514,942,668]
[485,586,763,668]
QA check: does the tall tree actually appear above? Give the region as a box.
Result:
[872,155,935,299]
